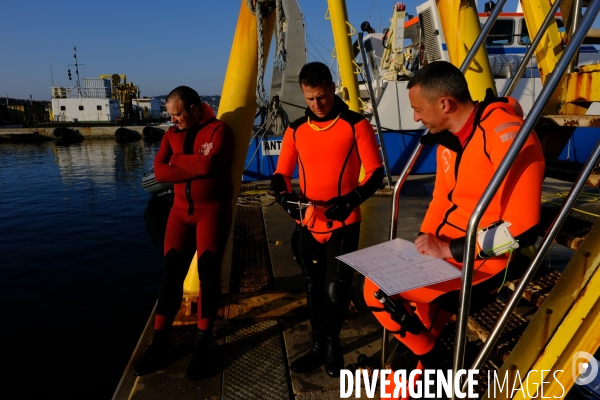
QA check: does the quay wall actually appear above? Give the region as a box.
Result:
[0,126,147,140]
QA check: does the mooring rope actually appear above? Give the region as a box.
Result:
[246,0,286,109]
[273,0,287,71]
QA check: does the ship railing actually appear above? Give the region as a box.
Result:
[385,0,600,396]
[383,0,510,368]
[502,0,563,97]
[357,31,394,189]
[455,1,600,397]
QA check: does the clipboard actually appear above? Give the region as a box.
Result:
[336,238,461,296]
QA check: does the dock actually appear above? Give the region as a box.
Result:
[0,125,151,141]
[112,177,596,399]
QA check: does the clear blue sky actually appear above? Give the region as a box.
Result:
[2,0,529,101]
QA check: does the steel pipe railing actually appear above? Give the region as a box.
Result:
[357,31,394,189]
[503,0,564,97]
[568,0,585,73]
[451,1,600,398]
[389,0,509,239]
[463,138,600,393]
[383,0,509,367]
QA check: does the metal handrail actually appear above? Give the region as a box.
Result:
[357,31,393,189]
[503,0,563,97]
[389,0,509,239]
[568,0,585,73]
[452,1,600,397]
[464,139,600,393]
[383,0,509,366]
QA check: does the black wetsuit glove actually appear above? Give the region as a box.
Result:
[276,192,304,220]
[324,190,362,222]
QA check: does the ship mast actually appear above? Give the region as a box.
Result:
[68,46,82,97]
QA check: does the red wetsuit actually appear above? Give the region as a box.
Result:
[153,103,234,331]
[364,93,545,355]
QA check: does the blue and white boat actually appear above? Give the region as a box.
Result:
[241,0,600,180]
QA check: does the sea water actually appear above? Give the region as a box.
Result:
[0,139,168,399]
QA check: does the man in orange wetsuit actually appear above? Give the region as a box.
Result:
[271,62,384,378]
[364,61,545,377]
[133,86,234,380]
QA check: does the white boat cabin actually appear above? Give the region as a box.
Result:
[51,78,122,122]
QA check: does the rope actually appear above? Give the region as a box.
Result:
[367,0,377,21]
[273,0,287,70]
[247,0,275,109]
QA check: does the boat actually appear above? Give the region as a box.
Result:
[117,1,600,398]
[50,48,163,125]
[238,0,600,180]
[141,166,173,196]
[354,0,600,174]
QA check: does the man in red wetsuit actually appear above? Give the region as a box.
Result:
[133,86,234,380]
[271,62,384,378]
[363,61,545,384]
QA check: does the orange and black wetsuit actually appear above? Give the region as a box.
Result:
[271,95,383,375]
[153,103,234,332]
[364,91,545,361]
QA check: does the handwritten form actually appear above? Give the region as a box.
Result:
[336,238,461,296]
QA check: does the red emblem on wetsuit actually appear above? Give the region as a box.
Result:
[200,142,214,156]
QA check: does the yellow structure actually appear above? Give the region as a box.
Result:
[485,221,600,399]
[436,0,496,101]
[326,0,362,113]
[182,0,276,298]
[99,74,139,119]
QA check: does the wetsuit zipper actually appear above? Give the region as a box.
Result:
[186,182,194,215]
[181,117,216,216]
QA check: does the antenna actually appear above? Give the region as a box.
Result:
[73,46,81,89]
[67,47,84,97]
[48,49,54,87]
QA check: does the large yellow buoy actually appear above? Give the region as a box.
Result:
[437,0,496,101]
[182,0,276,299]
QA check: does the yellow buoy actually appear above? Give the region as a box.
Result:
[182,0,276,298]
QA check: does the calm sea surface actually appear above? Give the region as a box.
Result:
[0,138,170,399]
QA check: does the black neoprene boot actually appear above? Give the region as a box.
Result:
[132,329,173,376]
[289,329,326,373]
[387,342,420,371]
[325,334,344,377]
[289,237,327,374]
[420,339,452,371]
[323,280,351,378]
[186,329,212,381]
[419,341,451,400]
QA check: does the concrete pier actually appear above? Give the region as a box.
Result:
[0,125,163,140]
[112,178,594,399]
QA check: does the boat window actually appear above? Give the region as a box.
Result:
[520,19,530,44]
[60,106,66,111]
[97,105,102,110]
[487,19,514,46]
[79,105,84,110]
[520,18,566,45]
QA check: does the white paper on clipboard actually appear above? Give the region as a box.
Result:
[336,238,461,296]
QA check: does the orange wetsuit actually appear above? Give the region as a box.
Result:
[153,103,234,331]
[272,95,384,359]
[273,96,383,240]
[364,92,545,355]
